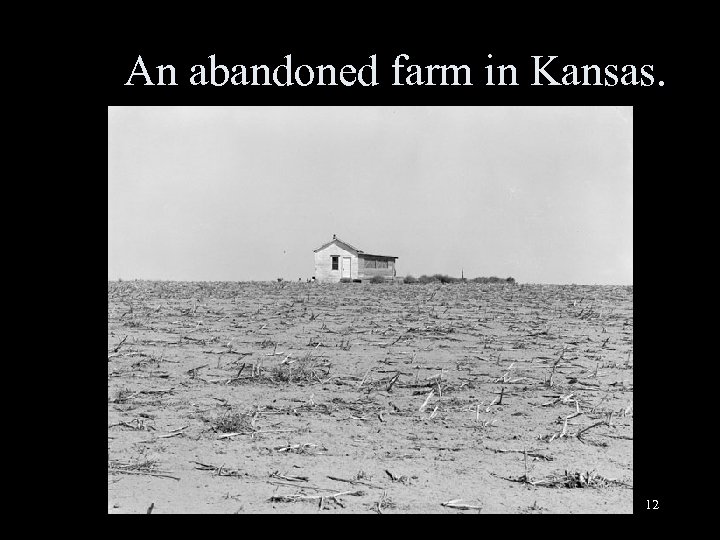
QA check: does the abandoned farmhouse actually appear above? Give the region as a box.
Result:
[313,235,398,283]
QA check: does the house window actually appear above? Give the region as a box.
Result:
[378,260,388,269]
[366,259,376,269]
[331,256,339,270]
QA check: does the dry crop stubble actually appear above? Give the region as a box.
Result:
[108,280,632,513]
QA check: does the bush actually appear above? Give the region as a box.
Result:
[369,275,385,284]
[433,274,461,284]
[339,277,352,283]
[409,274,517,285]
[469,276,517,284]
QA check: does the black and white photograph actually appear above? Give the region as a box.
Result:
[108,105,633,513]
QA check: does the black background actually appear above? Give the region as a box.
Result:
[102,12,688,520]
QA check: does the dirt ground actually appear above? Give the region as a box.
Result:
[107,281,633,514]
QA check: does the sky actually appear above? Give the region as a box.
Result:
[108,106,632,284]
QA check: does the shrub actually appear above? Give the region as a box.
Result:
[470,276,517,284]
[340,277,352,283]
[407,274,516,284]
[433,274,461,284]
[369,275,385,284]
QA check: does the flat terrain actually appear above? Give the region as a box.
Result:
[108,281,633,514]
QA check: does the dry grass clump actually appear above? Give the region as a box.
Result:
[533,470,630,489]
[270,357,330,383]
[507,469,631,489]
[110,387,136,403]
[213,411,256,433]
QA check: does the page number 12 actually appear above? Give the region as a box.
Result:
[647,500,659,510]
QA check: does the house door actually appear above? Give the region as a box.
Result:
[341,257,351,279]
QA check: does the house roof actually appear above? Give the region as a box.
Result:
[313,236,363,253]
[359,253,398,260]
[313,236,398,259]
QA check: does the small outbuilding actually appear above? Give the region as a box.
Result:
[313,235,398,283]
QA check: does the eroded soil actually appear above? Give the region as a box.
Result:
[108,281,633,514]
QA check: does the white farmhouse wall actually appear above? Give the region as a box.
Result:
[314,242,359,282]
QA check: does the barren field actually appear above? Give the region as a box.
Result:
[108,281,633,514]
